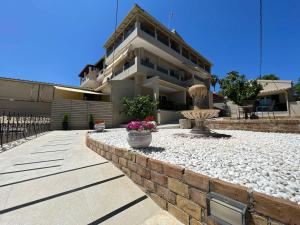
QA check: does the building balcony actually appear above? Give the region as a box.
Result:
[138,59,201,88]
[80,77,99,89]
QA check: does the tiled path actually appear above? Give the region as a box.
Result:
[0,131,181,225]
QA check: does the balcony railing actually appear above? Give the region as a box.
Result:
[141,59,155,69]
[140,59,198,87]
[106,25,136,57]
[112,59,135,78]
[139,28,211,74]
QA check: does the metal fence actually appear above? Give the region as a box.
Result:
[0,112,50,147]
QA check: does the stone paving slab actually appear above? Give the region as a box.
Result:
[0,130,182,225]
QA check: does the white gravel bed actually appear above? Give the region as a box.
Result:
[89,128,300,204]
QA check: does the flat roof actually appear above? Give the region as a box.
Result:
[0,76,96,92]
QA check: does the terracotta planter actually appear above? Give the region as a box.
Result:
[127,131,152,148]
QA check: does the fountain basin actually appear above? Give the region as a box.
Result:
[181,109,220,120]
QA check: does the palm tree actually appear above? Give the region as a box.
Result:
[261,74,279,80]
[211,74,219,93]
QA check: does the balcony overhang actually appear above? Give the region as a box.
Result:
[143,76,186,93]
[133,33,210,78]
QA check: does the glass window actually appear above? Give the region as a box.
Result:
[124,22,135,39]
[114,35,123,48]
[170,69,180,79]
[140,21,155,37]
[197,60,205,69]
[204,65,211,73]
[157,30,169,46]
[191,54,197,64]
[170,39,180,53]
[157,65,168,74]
[106,45,113,56]
[141,57,155,69]
[182,47,189,59]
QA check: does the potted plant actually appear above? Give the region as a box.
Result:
[126,117,157,148]
[94,120,105,132]
[62,113,69,130]
[88,114,94,129]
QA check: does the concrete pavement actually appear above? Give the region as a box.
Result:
[0,131,181,225]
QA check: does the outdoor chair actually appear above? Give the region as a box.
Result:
[256,100,275,119]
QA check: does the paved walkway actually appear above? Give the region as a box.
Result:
[0,131,181,225]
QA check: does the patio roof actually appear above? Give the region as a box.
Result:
[258,87,290,97]
[54,86,104,95]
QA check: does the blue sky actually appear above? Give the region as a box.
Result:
[0,0,299,87]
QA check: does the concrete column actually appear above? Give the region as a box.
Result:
[153,84,159,102]
[134,75,144,96]
[285,91,291,117]
[135,18,140,29]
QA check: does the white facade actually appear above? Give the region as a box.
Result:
[79,4,213,124]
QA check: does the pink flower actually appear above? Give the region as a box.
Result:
[126,120,157,132]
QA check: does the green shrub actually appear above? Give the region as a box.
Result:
[63,113,69,123]
[88,114,94,124]
[122,95,158,120]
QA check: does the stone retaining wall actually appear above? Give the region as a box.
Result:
[86,135,300,225]
[206,119,300,134]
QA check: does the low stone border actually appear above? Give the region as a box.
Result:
[86,134,300,225]
[206,119,300,133]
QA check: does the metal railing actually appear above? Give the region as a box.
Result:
[0,112,50,148]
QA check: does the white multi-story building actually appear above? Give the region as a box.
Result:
[79,4,213,125]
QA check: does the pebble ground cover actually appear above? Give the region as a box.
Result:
[90,128,300,204]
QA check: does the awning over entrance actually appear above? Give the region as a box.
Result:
[258,87,290,97]
[54,86,103,95]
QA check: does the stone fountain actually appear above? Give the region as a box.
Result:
[181,84,220,135]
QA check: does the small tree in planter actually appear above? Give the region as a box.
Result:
[219,71,262,106]
[88,114,94,129]
[62,113,69,130]
[220,71,262,118]
[122,95,158,120]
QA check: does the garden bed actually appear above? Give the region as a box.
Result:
[89,128,300,204]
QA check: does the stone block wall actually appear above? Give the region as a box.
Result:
[206,119,300,134]
[86,135,300,225]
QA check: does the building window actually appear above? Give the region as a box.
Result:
[124,22,135,39]
[182,47,189,59]
[114,35,123,49]
[170,39,180,53]
[204,65,211,73]
[140,21,155,37]
[198,61,205,69]
[170,69,180,79]
[124,59,135,70]
[157,29,169,46]
[141,57,155,69]
[194,76,205,82]
[106,45,113,56]
[114,67,123,76]
[157,65,168,74]
[191,54,197,64]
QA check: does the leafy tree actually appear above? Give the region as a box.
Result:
[210,74,219,92]
[123,95,158,120]
[261,74,279,80]
[219,71,263,105]
[294,77,300,98]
